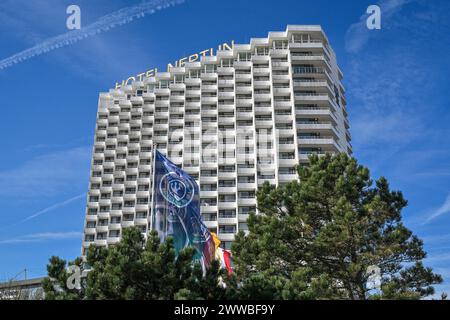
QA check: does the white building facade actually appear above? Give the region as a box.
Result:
[82,25,351,254]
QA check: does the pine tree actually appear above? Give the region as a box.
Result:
[232,153,442,300]
[44,227,233,300]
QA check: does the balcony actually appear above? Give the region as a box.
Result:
[204,220,218,228]
[170,95,185,103]
[238,213,250,222]
[238,198,256,206]
[201,205,218,214]
[218,91,234,98]
[200,190,217,198]
[185,101,201,109]
[218,171,236,179]
[271,61,290,68]
[235,73,252,80]
[294,93,331,104]
[218,186,237,193]
[218,201,237,210]
[298,152,330,162]
[295,107,337,122]
[278,173,298,183]
[288,40,324,50]
[237,182,256,190]
[253,79,271,87]
[255,119,273,128]
[200,175,218,184]
[296,121,335,131]
[291,53,328,63]
[297,138,340,152]
[218,217,237,225]
[278,158,298,166]
[273,87,291,95]
[254,93,272,100]
[292,66,325,75]
[293,79,329,89]
[218,233,235,242]
[202,84,218,91]
[273,101,292,108]
[201,96,218,104]
[237,166,256,175]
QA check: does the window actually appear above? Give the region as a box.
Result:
[86,221,96,228]
[125,187,136,194]
[239,206,255,214]
[124,201,135,208]
[109,230,120,238]
[99,206,110,213]
[111,203,122,210]
[219,210,236,218]
[114,177,124,184]
[138,184,149,191]
[219,225,236,234]
[219,179,236,187]
[96,232,107,240]
[123,214,134,221]
[101,193,111,199]
[219,194,236,202]
[139,172,150,178]
[255,46,269,56]
[113,190,123,197]
[98,219,108,226]
[238,52,251,62]
[110,216,121,224]
[201,198,217,206]
[137,198,148,205]
[136,211,147,219]
[126,175,137,181]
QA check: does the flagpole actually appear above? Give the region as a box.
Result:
[149,143,157,233]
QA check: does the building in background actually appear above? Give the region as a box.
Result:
[81,25,351,255]
[0,277,45,300]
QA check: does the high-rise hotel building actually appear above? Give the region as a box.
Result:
[82,25,351,254]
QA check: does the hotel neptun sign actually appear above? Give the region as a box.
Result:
[115,41,235,89]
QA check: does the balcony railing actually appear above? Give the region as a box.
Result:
[293,67,325,74]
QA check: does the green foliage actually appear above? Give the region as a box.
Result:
[42,256,85,300]
[44,227,235,300]
[44,154,442,300]
[232,153,442,300]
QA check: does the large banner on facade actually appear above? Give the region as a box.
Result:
[152,150,215,270]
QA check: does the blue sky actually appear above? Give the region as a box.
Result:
[0,0,449,296]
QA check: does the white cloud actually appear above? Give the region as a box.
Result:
[425,193,450,223]
[0,231,82,245]
[348,50,428,155]
[19,193,86,224]
[345,0,415,53]
[0,0,185,70]
[0,146,91,198]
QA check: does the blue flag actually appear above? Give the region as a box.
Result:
[151,150,215,269]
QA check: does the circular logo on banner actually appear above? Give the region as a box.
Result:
[159,172,195,208]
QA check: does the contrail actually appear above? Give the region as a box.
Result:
[0,0,185,70]
[0,193,86,230]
